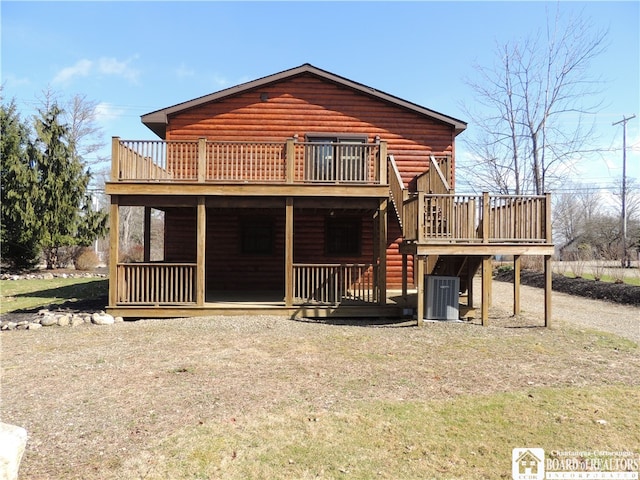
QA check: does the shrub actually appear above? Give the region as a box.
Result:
[74,247,100,271]
[119,244,144,263]
[496,264,513,274]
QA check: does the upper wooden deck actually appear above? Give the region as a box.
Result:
[106,137,391,198]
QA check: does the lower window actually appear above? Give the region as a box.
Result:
[241,219,273,255]
[325,217,360,255]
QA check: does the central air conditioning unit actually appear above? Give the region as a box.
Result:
[425,275,460,321]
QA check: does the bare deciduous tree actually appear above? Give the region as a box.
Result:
[460,7,608,195]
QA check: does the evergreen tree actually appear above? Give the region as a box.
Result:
[31,104,107,269]
[0,100,41,270]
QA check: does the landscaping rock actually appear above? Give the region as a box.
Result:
[0,422,27,480]
[2,309,123,332]
[40,315,58,327]
[91,313,115,325]
[70,316,85,327]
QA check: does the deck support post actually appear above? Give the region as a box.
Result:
[416,256,425,326]
[378,141,387,184]
[378,198,387,305]
[544,254,552,327]
[467,256,474,309]
[401,253,408,300]
[285,197,294,307]
[196,196,206,306]
[143,207,151,262]
[481,255,492,326]
[198,138,207,182]
[108,196,119,307]
[513,255,521,315]
[286,138,295,183]
[111,137,120,181]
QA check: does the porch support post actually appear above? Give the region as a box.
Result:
[143,207,151,262]
[513,255,521,315]
[544,254,552,327]
[481,255,492,326]
[378,198,387,305]
[416,256,425,326]
[196,196,206,306]
[108,195,119,306]
[285,197,294,307]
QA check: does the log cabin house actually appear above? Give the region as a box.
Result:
[105,64,554,325]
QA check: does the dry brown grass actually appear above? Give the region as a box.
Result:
[2,292,639,479]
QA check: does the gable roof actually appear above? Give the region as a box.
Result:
[141,63,467,139]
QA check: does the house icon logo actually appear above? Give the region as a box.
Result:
[512,448,545,480]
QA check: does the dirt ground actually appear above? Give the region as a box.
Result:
[1,277,639,479]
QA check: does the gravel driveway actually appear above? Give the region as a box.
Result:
[489,278,640,343]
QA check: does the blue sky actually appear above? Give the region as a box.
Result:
[2,1,639,197]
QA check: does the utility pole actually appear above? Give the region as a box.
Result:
[613,114,636,267]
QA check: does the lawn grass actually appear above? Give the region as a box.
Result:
[561,271,640,286]
[2,277,639,479]
[153,386,640,480]
[0,277,108,314]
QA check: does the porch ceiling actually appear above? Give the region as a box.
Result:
[113,195,382,211]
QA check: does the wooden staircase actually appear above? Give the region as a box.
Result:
[389,153,481,295]
[387,154,554,326]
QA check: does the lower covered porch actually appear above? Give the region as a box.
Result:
[107,194,398,319]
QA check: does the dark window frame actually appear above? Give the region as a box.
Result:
[240,217,274,255]
[325,216,361,256]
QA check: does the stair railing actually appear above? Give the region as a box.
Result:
[388,154,408,229]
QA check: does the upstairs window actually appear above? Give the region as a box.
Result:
[305,134,369,182]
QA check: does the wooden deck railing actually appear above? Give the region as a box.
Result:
[292,142,378,183]
[403,193,551,243]
[112,137,383,184]
[415,155,452,194]
[293,263,378,304]
[116,263,197,304]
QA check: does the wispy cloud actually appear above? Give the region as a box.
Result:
[97,57,140,82]
[175,64,196,79]
[53,56,140,85]
[53,59,92,84]
[2,73,33,90]
[94,102,125,124]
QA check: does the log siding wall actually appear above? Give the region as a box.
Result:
[164,207,383,291]
[162,73,456,290]
[166,74,454,188]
